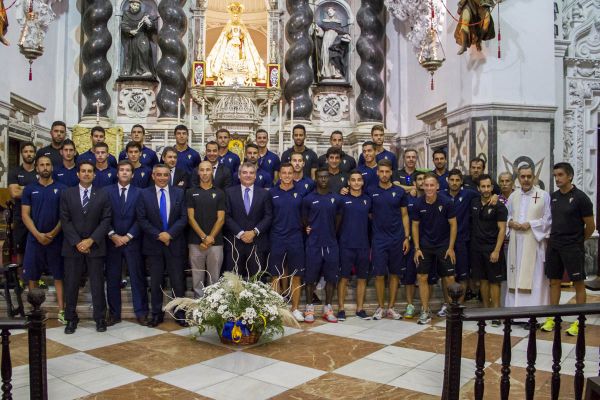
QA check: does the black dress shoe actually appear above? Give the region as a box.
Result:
[64,318,79,334]
[96,319,107,332]
[106,315,122,327]
[146,315,164,327]
[136,316,149,326]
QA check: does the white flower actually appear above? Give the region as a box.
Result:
[239,290,253,299]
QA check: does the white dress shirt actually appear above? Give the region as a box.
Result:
[79,184,93,206]
[155,185,171,221]
[236,184,259,238]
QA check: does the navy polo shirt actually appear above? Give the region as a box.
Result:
[406,193,422,239]
[436,171,449,191]
[53,165,79,187]
[93,167,117,188]
[339,193,371,249]
[270,184,304,241]
[294,177,315,196]
[413,195,456,248]
[439,188,480,243]
[328,171,349,194]
[218,151,241,176]
[393,168,417,187]
[370,185,408,244]
[233,170,273,188]
[281,147,319,178]
[318,152,357,173]
[77,150,118,168]
[131,165,152,188]
[358,149,398,170]
[357,164,378,194]
[176,146,201,174]
[258,150,281,178]
[119,146,159,168]
[7,165,38,220]
[21,181,67,237]
[36,145,62,168]
[302,192,342,247]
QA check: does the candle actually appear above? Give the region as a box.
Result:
[201,99,206,149]
[278,99,283,155]
[290,100,294,143]
[177,98,181,125]
[267,99,271,145]
[188,98,193,129]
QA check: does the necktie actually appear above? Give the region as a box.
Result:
[82,189,89,212]
[170,169,175,186]
[244,187,251,214]
[120,187,127,211]
[159,188,168,231]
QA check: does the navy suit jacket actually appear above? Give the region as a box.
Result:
[136,186,188,256]
[60,185,112,258]
[107,184,141,251]
[225,185,273,251]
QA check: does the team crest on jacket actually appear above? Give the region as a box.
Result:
[54,188,58,194]
[268,159,272,164]
[341,177,345,182]
[212,193,216,199]
[392,192,396,197]
[459,197,463,202]
[438,205,443,212]
[108,173,112,177]
[294,193,298,198]
[188,154,191,159]
[228,158,232,162]
[363,200,367,205]
[488,208,493,214]
[569,197,574,203]
[304,184,309,189]
[305,155,309,160]
[330,198,335,203]
[142,154,147,158]
[141,172,145,177]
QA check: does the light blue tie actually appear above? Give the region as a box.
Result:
[159,188,168,231]
[244,187,251,214]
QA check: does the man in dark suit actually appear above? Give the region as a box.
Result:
[106,160,149,326]
[137,164,188,327]
[191,141,231,190]
[224,162,273,278]
[60,161,112,334]
[162,146,189,189]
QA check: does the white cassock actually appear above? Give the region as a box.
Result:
[504,186,551,308]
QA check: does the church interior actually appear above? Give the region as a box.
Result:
[0,0,599,399]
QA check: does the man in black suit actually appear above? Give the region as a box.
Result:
[106,160,149,326]
[190,141,231,190]
[161,146,189,189]
[60,161,112,334]
[137,164,188,327]
[224,162,273,278]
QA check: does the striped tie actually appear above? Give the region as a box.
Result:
[82,189,89,213]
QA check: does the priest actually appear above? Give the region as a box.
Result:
[505,165,551,327]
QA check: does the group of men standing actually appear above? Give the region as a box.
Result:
[8,121,596,336]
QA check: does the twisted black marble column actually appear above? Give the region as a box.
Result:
[157,0,187,118]
[81,0,113,117]
[356,0,385,122]
[284,0,313,120]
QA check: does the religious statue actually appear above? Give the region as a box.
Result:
[119,0,157,79]
[313,7,351,80]
[205,2,267,86]
[0,0,9,46]
[454,0,496,55]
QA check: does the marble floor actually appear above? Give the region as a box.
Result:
[8,291,600,399]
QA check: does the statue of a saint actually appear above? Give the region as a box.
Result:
[120,0,157,79]
[314,7,351,80]
[0,0,9,46]
[454,0,496,55]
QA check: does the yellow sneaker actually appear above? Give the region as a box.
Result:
[565,320,579,336]
[540,317,555,332]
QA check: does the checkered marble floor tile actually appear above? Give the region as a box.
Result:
[9,294,600,399]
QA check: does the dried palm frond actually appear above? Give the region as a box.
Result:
[278,307,300,329]
[164,297,197,314]
[222,271,244,295]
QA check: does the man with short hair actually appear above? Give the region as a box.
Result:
[290,152,315,196]
[543,162,595,336]
[53,139,79,187]
[413,173,458,325]
[224,162,273,277]
[174,125,201,174]
[162,146,189,189]
[269,163,305,321]
[505,165,551,328]
[118,124,159,168]
[187,161,226,297]
[21,156,67,323]
[370,159,411,321]
[317,130,356,173]
[233,143,273,188]
[8,142,38,263]
[37,121,67,167]
[358,125,398,170]
[498,171,514,205]
[106,160,149,326]
[216,128,241,177]
[92,142,117,188]
[77,126,118,168]
[137,164,188,327]
[60,161,112,334]
[470,174,508,327]
[190,141,231,190]
[125,141,152,188]
[337,170,371,320]
[302,168,342,323]
[281,124,318,179]
[463,157,500,194]
[393,148,418,191]
[433,149,449,191]
[357,141,379,193]
[325,147,348,194]
[255,129,280,182]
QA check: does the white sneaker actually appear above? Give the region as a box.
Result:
[304,304,315,323]
[418,310,432,325]
[437,303,448,318]
[292,309,305,322]
[372,307,384,320]
[386,308,402,320]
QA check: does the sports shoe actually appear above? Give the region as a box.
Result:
[404,304,416,319]
[292,309,305,322]
[418,310,432,325]
[323,305,338,323]
[372,307,384,320]
[566,320,579,336]
[336,310,346,321]
[18,278,25,290]
[304,304,315,323]
[437,303,449,318]
[58,310,67,325]
[491,320,501,328]
[540,317,555,332]
[37,279,47,289]
[386,308,402,320]
[356,309,371,320]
